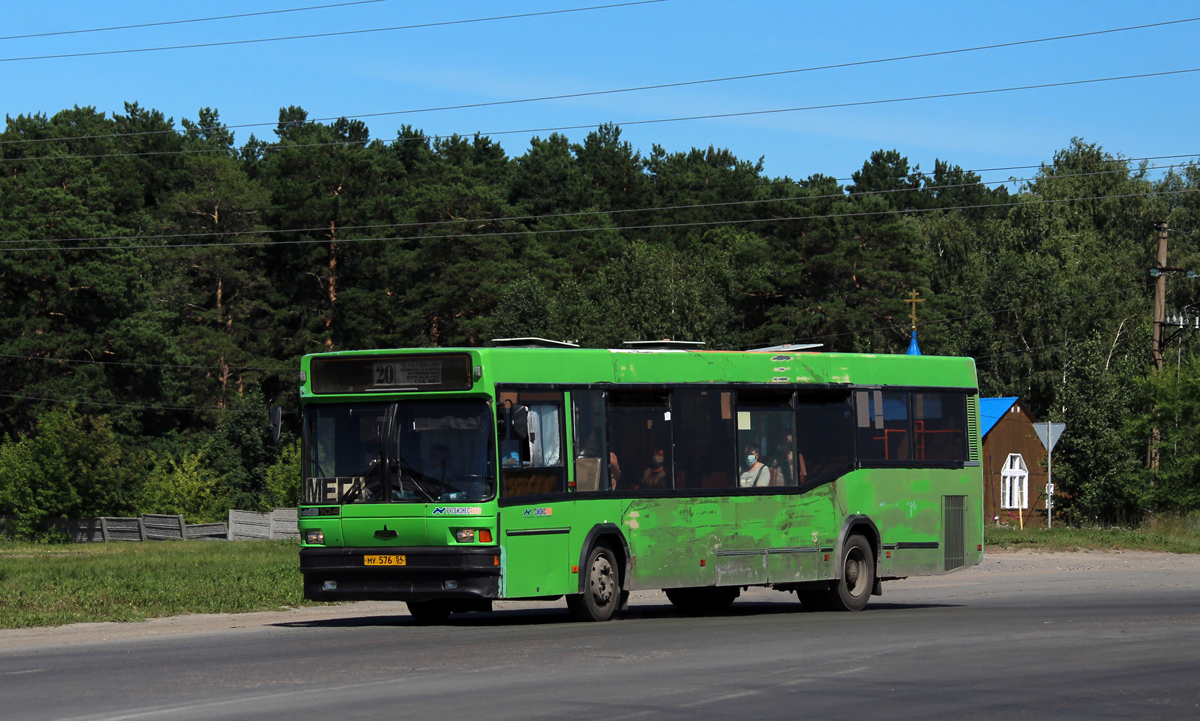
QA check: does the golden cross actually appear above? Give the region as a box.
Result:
[904,289,925,330]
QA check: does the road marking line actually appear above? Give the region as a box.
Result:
[827,665,870,677]
[50,677,404,721]
[677,689,761,708]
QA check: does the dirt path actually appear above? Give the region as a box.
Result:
[3,549,1198,652]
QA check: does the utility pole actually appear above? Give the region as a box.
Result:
[1151,221,1169,371]
[1146,223,1197,471]
[1148,222,1169,470]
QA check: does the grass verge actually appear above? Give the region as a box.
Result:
[986,522,1200,554]
[5,523,1199,630]
[0,540,312,629]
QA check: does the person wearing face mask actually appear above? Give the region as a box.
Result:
[739,446,770,488]
[640,448,668,489]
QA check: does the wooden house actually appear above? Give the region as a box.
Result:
[980,397,1050,527]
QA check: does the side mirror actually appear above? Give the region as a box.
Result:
[268,405,282,445]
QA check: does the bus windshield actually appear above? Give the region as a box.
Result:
[303,400,495,504]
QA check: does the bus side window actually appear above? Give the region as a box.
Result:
[571,390,609,492]
[674,389,735,489]
[855,390,912,462]
[796,391,854,484]
[913,392,968,462]
[607,390,673,491]
[735,390,796,488]
[499,391,565,498]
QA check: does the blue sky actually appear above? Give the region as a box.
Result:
[4,0,1198,186]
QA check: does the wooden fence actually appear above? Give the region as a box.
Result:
[1,510,299,542]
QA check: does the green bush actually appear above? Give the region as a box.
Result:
[0,406,134,538]
[137,445,229,523]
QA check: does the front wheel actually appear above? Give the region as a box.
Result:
[567,544,621,621]
[825,534,875,612]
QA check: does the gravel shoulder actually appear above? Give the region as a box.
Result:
[3,548,1198,653]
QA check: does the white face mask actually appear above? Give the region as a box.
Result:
[746,454,758,466]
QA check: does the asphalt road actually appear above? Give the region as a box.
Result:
[3,551,1199,720]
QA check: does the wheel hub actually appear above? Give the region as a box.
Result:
[591,557,614,604]
[845,549,865,593]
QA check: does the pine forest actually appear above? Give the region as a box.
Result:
[1,103,1198,534]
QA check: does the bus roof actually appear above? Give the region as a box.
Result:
[300,347,977,398]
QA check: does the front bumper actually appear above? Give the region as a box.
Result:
[300,546,501,602]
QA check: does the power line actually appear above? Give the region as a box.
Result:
[4,14,1197,147]
[0,282,1160,376]
[2,273,1179,375]
[3,187,1193,254]
[2,158,1191,247]
[0,0,668,63]
[793,282,1156,346]
[0,352,288,372]
[972,340,1077,365]
[0,0,393,42]
[0,389,256,414]
[6,67,1199,165]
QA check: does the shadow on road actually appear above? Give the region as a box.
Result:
[272,599,960,629]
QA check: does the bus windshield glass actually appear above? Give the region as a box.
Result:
[303,400,495,504]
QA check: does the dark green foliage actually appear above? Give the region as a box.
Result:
[0,104,1196,529]
[1130,358,1200,515]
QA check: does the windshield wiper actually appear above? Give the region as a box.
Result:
[383,404,436,503]
[397,457,437,503]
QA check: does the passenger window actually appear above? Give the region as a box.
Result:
[855,390,912,462]
[796,391,854,484]
[913,392,968,462]
[572,390,610,492]
[673,389,735,489]
[607,390,672,491]
[736,391,796,488]
[498,391,565,497]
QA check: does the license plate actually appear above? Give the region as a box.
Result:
[363,555,406,566]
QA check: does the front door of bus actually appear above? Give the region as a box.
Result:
[501,504,571,598]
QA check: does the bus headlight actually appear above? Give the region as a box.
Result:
[454,529,475,543]
[305,529,325,545]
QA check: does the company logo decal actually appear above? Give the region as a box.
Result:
[523,507,553,517]
[432,506,483,516]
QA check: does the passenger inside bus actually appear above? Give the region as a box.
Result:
[773,433,806,486]
[739,446,771,487]
[639,449,668,489]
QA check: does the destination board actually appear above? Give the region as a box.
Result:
[310,354,472,394]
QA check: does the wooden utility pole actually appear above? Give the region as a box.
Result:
[1151,221,1169,371]
[1148,221,1168,470]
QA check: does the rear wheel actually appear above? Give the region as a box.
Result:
[825,534,875,612]
[665,587,740,614]
[567,544,621,621]
[406,600,451,624]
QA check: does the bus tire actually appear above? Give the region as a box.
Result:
[567,544,621,622]
[826,534,875,612]
[406,600,451,624]
[665,587,739,614]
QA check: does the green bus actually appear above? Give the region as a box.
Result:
[296,341,983,622]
